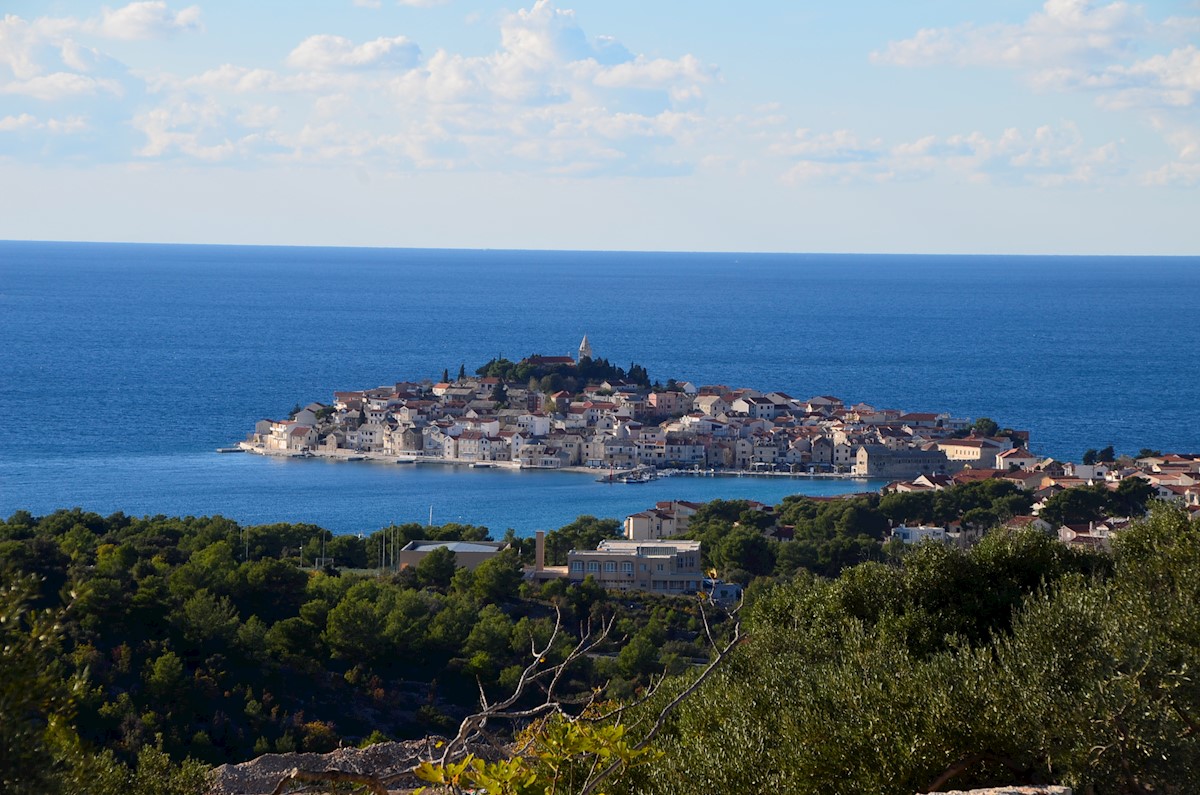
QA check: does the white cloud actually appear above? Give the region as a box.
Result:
[93,2,202,40]
[771,129,884,163]
[45,115,90,133]
[133,99,243,160]
[872,1,1199,187]
[871,0,1199,111]
[0,72,122,101]
[0,4,197,104]
[0,112,88,133]
[237,104,281,128]
[286,34,420,71]
[872,0,1147,69]
[774,122,1123,187]
[130,0,712,173]
[1,15,64,81]
[1142,120,1200,186]
[0,113,38,131]
[1089,45,1200,108]
[5,0,713,172]
[591,54,714,92]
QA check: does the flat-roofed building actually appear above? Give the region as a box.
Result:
[397,540,508,571]
[567,539,703,595]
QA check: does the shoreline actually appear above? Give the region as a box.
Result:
[236,442,876,482]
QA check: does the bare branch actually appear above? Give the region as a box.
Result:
[435,606,618,765]
[419,594,744,795]
[577,597,744,795]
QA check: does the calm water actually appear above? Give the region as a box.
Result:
[2,242,1197,534]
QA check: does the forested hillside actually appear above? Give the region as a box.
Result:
[4,502,1199,794]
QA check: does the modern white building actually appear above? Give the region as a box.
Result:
[890,525,949,545]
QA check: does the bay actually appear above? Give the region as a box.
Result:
[2,241,1197,535]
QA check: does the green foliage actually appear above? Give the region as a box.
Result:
[972,416,1000,436]
[1081,446,1115,465]
[415,716,660,795]
[323,589,387,662]
[1040,479,1153,527]
[417,546,459,589]
[18,495,1194,793]
[0,578,76,794]
[543,516,621,567]
[0,509,662,773]
[879,479,1032,528]
[610,506,1194,795]
[474,355,652,389]
[468,549,524,604]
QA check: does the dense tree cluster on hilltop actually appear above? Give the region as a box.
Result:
[474,355,651,392]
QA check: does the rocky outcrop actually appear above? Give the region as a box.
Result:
[207,738,454,795]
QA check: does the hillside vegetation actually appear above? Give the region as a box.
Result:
[3,503,1199,794]
[613,503,1200,794]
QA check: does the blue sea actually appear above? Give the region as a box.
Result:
[2,242,1197,535]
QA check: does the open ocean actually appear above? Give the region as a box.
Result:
[2,241,1197,535]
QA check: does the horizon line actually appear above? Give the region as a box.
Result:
[3,238,1199,259]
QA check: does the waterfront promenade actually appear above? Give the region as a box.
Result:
[239,441,879,481]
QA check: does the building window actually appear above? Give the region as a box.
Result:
[586,562,599,573]
[622,562,633,574]
[570,561,583,572]
[604,562,616,573]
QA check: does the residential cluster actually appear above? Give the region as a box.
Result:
[245,338,1040,478]
[328,454,1200,601]
[619,454,1200,558]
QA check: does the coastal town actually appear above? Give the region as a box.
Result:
[240,337,1200,596]
[244,335,1036,479]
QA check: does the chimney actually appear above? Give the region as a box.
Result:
[535,530,545,572]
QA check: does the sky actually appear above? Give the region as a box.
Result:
[1,0,1198,254]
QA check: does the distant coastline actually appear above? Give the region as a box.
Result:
[242,342,1036,486]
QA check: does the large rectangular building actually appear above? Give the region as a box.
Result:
[567,539,703,595]
[852,444,959,479]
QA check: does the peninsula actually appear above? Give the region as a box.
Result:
[241,336,1038,481]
